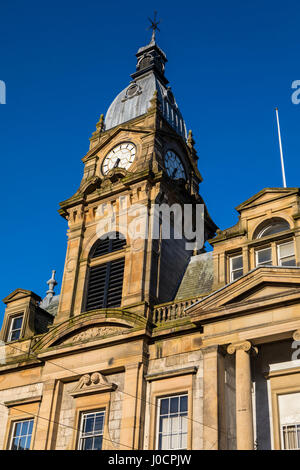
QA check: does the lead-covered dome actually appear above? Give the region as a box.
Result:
[104,38,187,139]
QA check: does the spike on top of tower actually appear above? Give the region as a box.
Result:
[104,15,187,139]
[147,11,161,44]
[40,270,58,309]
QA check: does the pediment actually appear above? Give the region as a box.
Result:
[3,288,41,304]
[235,188,299,213]
[70,371,117,397]
[31,310,145,352]
[189,266,300,314]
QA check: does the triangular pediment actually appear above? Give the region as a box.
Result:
[3,288,41,305]
[235,188,299,213]
[189,266,300,314]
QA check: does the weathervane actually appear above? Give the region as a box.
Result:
[148,11,160,42]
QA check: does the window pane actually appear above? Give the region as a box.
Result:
[170,397,179,414]
[170,415,179,433]
[95,415,104,432]
[10,419,33,450]
[157,394,188,450]
[83,416,94,434]
[232,269,243,280]
[281,257,296,267]
[231,256,243,270]
[160,398,169,415]
[279,242,294,258]
[257,248,272,265]
[13,317,23,330]
[82,437,93,450]
[160,416,169,434]
[78,411,105,451]
[180,395,188,413]
[93,436,103,450]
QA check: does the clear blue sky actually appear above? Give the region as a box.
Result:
[1,0,300,325]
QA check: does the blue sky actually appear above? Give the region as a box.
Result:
[1,0,300,324]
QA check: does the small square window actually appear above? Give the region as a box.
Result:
[256,247,272,267]
[9,419,34,450]
[229,254,243,281]
[7,315,23,342]
[278,241,296,267]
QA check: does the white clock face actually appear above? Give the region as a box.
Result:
[164,150,186,180]
[102,142,136,175]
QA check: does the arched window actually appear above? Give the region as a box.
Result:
[85,233,126,311]
[254,217,290,239]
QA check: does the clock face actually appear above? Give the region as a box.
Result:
[102,142,136,175]
[164,150,186,180]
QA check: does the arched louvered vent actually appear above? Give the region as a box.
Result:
[91,232,126,258]
[85,233,126,311]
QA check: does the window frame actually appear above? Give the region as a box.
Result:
[6,314,24,343]
[155,393,188,451]
[277,240,296,267]
[255,246,273,268]
[9,418,34,450]
[281,422,300,450]
[229,253,243,282]
[77,409,106,450]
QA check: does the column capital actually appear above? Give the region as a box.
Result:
[227,340,258,356]
[293,329,300,341]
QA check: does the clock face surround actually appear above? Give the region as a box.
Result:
[102,142,136,175]
[164,150,186,180]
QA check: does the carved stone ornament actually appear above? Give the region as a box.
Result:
[58,325,128,345]
[227,340,257,355]
[70,371,117,397]
[293,329,300,342]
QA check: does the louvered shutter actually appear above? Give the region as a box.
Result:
[86,258,125,311]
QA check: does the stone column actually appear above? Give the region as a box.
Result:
[227,341,257,450]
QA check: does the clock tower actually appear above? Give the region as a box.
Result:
[55,31,217,325]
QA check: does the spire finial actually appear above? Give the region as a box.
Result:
[40,270,58,309]
[147,11,161,42]
[46,270,57,297]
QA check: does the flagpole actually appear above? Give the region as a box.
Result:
[275,107,287,188]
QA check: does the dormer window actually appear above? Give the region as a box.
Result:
[7,314,23,342]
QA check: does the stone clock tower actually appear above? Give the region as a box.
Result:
[56,33,216,325]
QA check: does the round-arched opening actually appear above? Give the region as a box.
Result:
[90,232,126,259]
[253,217,290,239]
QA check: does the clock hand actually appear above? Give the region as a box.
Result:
[113,158,120,169]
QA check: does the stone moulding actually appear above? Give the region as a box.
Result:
[31,309,147,352]
[70,371,117,397]
[145,366,198,382]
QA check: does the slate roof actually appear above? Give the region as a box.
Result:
[175,252,214,300]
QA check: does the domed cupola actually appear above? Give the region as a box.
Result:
[105,33,187,139]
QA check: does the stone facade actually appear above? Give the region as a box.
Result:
[1,33,300,451]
